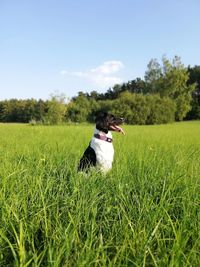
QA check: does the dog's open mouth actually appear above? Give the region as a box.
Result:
[109,124,125,135]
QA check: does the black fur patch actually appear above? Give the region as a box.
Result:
[77,144,97,172]
[95,112,124,133]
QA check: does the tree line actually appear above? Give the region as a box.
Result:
[0,56,200,125]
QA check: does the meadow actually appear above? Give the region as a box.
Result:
[0,122,200,266]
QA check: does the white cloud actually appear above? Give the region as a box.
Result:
[60,60,124,88]
[60,70,68,75]
[91,61,124,75]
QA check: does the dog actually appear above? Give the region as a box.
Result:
[78,112,125,173]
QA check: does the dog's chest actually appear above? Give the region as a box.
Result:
[90,130,114,167]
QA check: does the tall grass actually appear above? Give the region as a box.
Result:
[0,122,200,266]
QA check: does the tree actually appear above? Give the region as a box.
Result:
[144,56,196,120]
[186,65,200,119]
[144,58,162,93]
[129,78,147,94]
[66,94,97,123]
[45,93,67,124]
[34,99,48,121]
[160,56,195,120]
[188,65,200,101]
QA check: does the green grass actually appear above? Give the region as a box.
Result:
[0,122,200,266]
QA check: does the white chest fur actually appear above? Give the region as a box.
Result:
[90,128,114,172]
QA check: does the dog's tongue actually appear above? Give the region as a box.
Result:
[110,125,125,135]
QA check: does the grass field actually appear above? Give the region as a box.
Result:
[0,122,200,266]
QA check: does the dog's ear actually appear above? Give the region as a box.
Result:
[95,112,108,133]
[95,112,107,122]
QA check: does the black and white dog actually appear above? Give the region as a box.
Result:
[78,112,125,173]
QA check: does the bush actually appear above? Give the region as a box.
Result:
[112,92,150,124]
[111,92,175,125]
[146,95,176,124]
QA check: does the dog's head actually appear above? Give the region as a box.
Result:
[95,112,125,134]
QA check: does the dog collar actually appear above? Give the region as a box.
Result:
[94,134,113,143]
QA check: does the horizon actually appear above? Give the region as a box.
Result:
[1,0,200,100]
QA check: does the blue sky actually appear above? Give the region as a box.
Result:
[0,0,200,100]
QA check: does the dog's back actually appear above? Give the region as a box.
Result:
[77,143,96,172]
